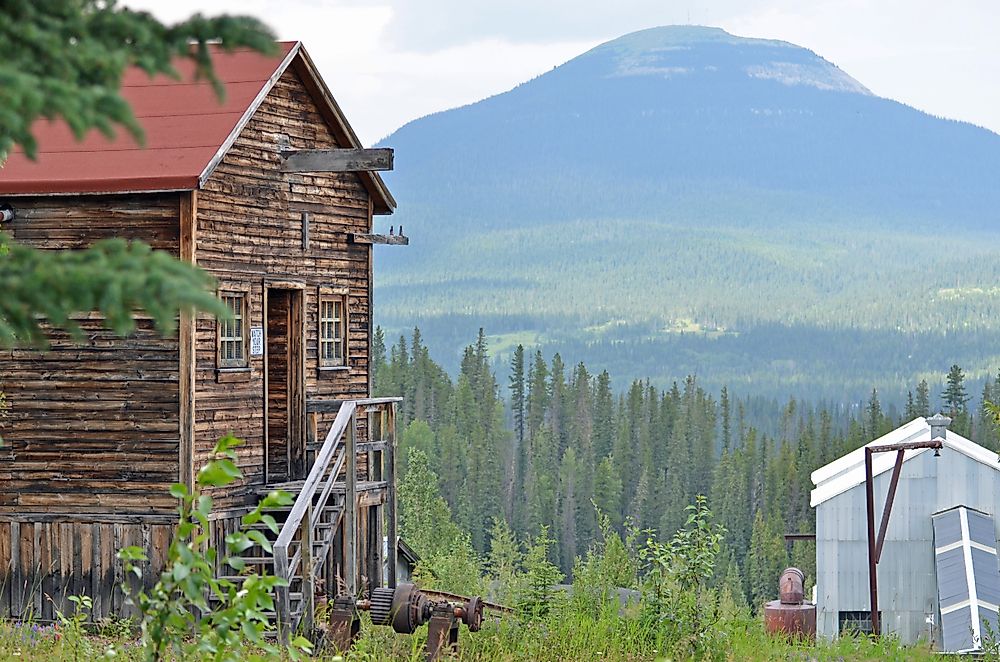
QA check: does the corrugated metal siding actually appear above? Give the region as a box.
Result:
[816,448,1000,645]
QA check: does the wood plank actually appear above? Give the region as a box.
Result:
[347,233,408,246]
[179,190,198,490]
[385,404,398,588]
[280,148,393,173]
[345,410,357,595]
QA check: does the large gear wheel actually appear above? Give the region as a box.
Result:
[369,586,396,626]
[463,596,484,632]
[390,583,428,634]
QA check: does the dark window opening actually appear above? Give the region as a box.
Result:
[839,610,880,636]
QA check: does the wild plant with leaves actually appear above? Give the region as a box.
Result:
[637,495,726,657]
[117,434,311,662]
[53,594,94,662]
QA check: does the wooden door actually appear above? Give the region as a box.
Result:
[265,288,306,483]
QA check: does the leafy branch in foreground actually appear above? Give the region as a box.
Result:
[117,434,311,662]
[0,1,277,158]
[0,236,227,348]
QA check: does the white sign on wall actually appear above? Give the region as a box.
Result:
[250,327,264,357]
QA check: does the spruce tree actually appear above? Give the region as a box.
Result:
[593,371,615,459]
[526,351,549,440]
[943,365,972,437]
[904,390,917,421]
[556,447,579,571]
[592,456,623,523]
[915,379,931,418]
[721,386,732,452]
[509,344,526,449]
[943,365,969,414]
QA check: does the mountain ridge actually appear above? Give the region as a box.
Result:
[374,26,1000,400]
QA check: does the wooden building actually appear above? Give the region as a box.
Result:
[0,42,403,634]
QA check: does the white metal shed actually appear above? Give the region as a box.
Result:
[811,417,1000,648]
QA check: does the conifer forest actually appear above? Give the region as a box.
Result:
[375,327,1000,608]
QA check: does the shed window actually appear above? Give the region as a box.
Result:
[219,292,248,368]
[319,295,346,367]
[838,611,879,636]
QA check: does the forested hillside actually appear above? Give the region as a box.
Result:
[375,26,1000,399]
[374,328,1000,606]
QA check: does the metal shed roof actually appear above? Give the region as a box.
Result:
[0,41,395,213]
[810,417,1000,507]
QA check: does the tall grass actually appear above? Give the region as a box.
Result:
[334,600,937,661]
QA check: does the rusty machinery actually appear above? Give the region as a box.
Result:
[763,567,816,639]
[327,583,485,660]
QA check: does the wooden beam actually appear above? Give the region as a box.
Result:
[280,148,394,173]
[178,191,197,490]
[385,403,398,589]
[345,410,358,595]
[348,233,408,245]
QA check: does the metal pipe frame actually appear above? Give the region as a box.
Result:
[864,438,943,636]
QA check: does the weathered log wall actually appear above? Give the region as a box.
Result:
[195,67,373,508]
[0,194,182,515]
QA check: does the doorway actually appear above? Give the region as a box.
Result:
[265,287,305,483]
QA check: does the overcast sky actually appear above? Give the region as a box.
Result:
[127,0,1000,144]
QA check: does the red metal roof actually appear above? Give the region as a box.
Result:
[0,42,296,195]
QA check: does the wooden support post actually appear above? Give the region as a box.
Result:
[178,190,197,489]
[274,550,291,643]
[301,502,315,635]
[345,410,358,596]
[385,403,398,588]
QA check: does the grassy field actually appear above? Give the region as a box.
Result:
[0,610,941,661]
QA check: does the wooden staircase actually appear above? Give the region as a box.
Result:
[220,397,400,641]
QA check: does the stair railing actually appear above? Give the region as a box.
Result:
[273,399,357,641]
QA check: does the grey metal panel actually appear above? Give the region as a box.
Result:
[942,606,974,651]
[972,547,1000,606]
[934,509,963,548]
[935,547,969,608]
[968,510,996,548]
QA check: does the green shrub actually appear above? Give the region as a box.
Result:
[117,434,311,662]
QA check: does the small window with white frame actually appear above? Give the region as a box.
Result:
[218,291,249,368]
[318,290,348,368]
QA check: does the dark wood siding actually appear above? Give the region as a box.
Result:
[195,68,373,507]
[0,194,182,515]
[0,517,173,622]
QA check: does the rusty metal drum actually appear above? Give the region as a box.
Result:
[764,567,816,640]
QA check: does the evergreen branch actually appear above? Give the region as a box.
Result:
[0,0,277,159]
[0,233,226,348]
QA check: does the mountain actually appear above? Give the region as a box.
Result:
[375,26,1000,401]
